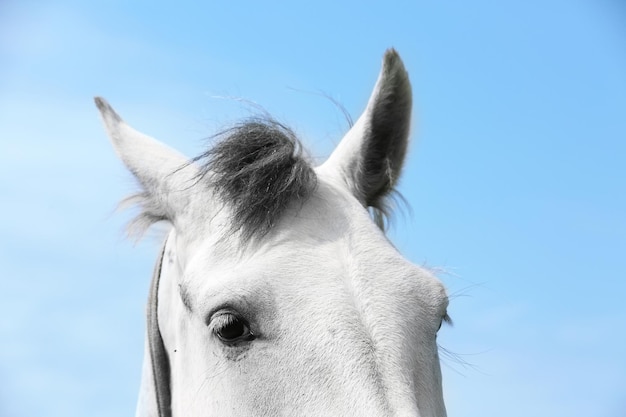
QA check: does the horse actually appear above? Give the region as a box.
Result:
[96,49,449,417]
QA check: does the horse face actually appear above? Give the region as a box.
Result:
[156,178,448,417]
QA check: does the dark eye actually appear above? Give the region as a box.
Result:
[212,313,255,344]
[438,312,453,331]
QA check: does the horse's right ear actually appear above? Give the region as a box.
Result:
[318,49,412,226]
[95,97,197,235]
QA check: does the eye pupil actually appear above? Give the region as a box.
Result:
[217,319,245,340]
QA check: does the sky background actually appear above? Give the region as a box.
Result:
[1,1,625,416]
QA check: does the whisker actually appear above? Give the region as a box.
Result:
[438,344,491,376]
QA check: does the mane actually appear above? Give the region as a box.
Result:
[193,118,317,242]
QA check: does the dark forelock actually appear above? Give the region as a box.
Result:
[194,118,317,242]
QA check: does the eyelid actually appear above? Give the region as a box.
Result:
[209,308,255,332]
[205,300,253,324]
[207,308,238,331]
[210,311,239,329]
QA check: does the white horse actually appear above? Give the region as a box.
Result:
[96,49,449,417]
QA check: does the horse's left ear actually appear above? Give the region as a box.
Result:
[318,49,412,219]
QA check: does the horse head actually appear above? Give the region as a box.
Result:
[97,49,449,417]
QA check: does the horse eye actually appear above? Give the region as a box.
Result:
[213,313,254,344]
[438,312,453,331]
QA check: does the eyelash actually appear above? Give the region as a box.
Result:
[211,312,237,330]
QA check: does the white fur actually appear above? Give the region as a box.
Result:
[97,50,448,417]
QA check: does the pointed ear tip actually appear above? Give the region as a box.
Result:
[384,48,399,58]
[94,96,122,123]
[94,96,107,110]
[383,48,402,65]
[382,49,409,79]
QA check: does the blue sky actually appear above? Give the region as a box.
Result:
[1,1,625,416]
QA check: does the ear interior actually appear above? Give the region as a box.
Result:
[318,49,412,227]
[358,50,411,206]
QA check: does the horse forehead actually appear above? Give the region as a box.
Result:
[183,179,445,308]
[256,184,444,303]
